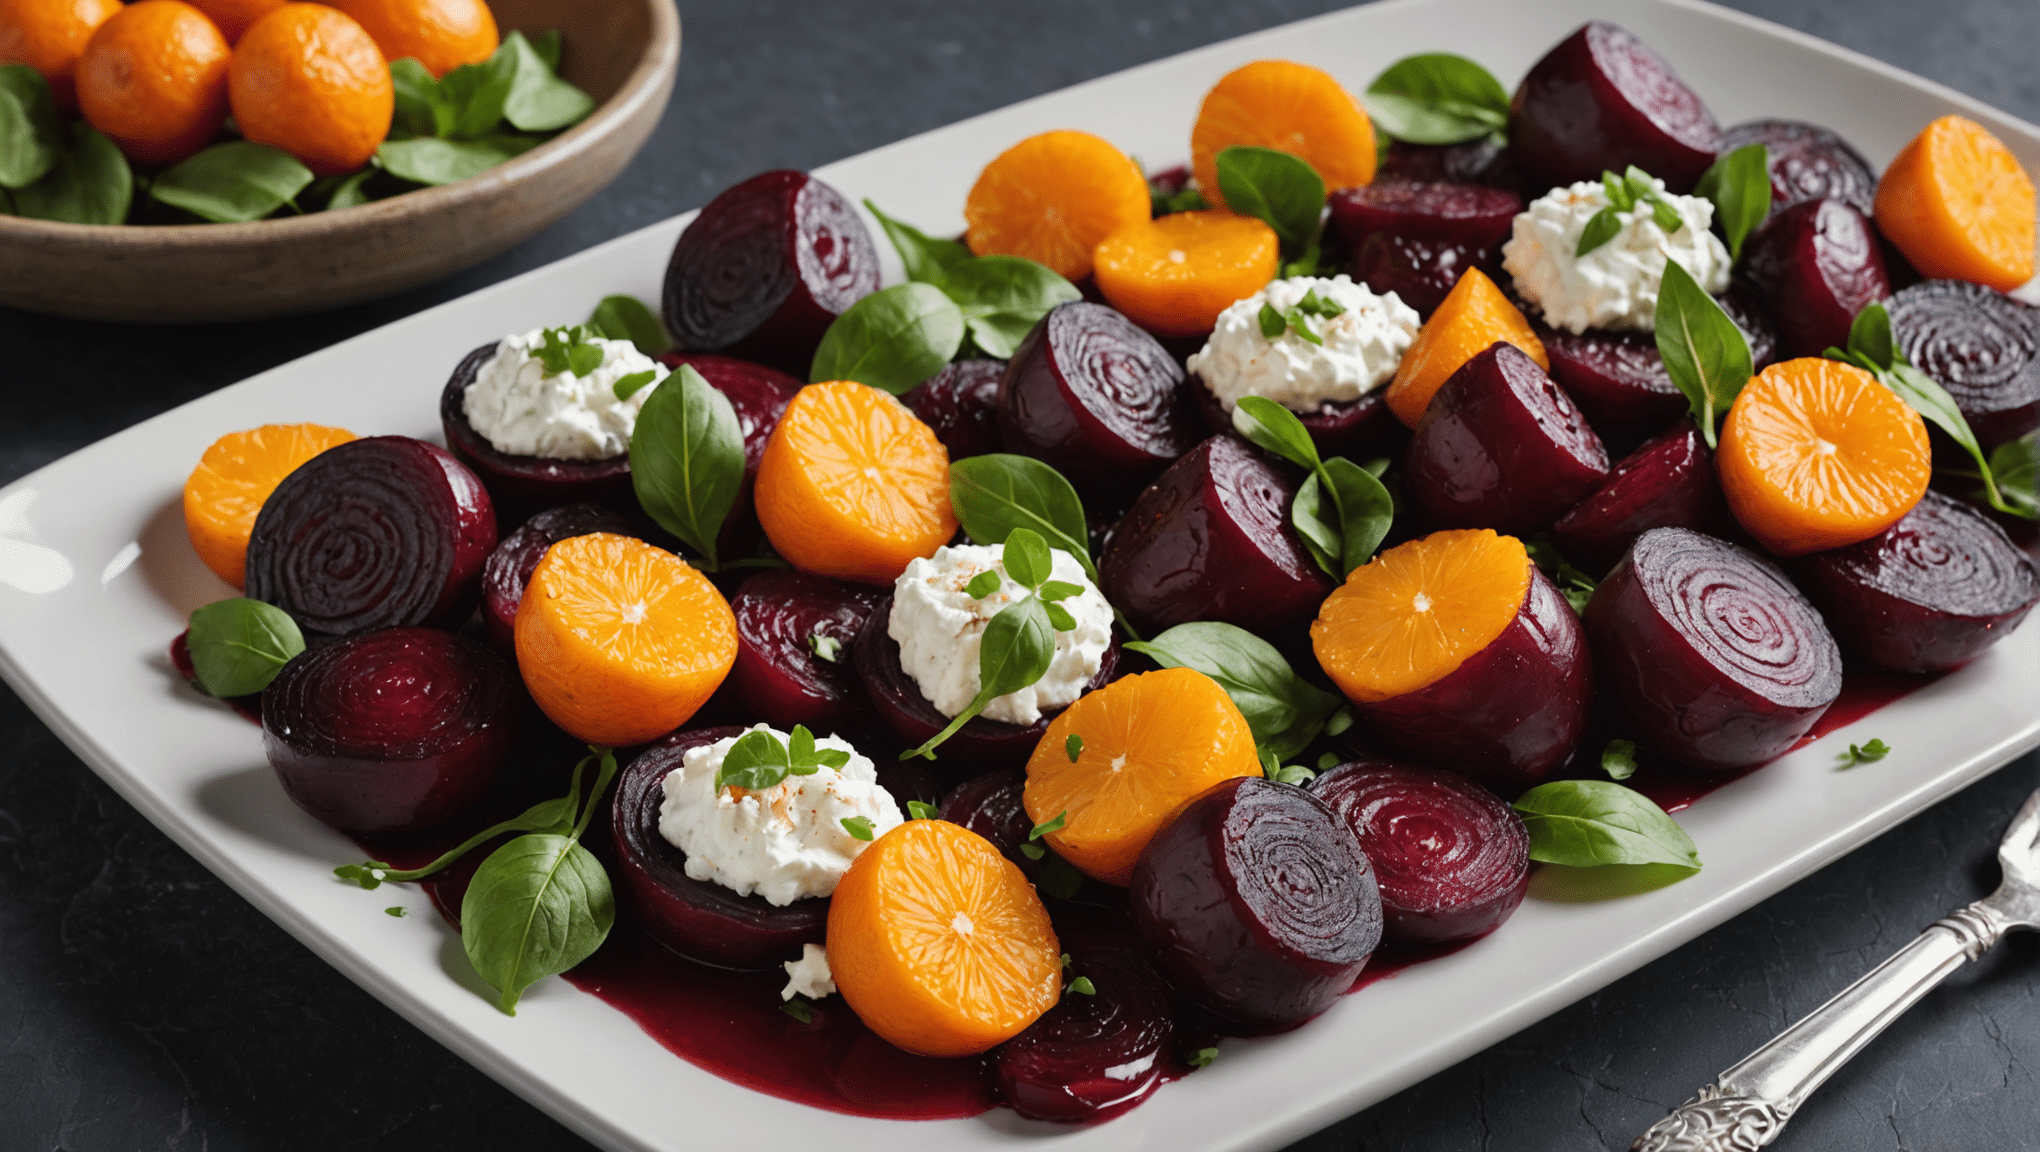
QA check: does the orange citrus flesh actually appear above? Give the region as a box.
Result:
[1023,667,1263,886]
[1191,59,1377,210]
[827,819,1061,1058]
[1385,268,1548,428]
[1875,115,2037,293]
[754,380,958,585]
[0,0,123,109]
[1718,358,1931,557]
[186,0,287,43]
[1092,210,1281,336]
[183,423,358,589]
[327,0,497,79]
[229,3,394,176]
[1311,529,1532,704]
[514,532,737,746]
[963,130,1151,282]
[76,0,231,166]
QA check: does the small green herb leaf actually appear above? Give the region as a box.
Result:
[589,294,673,356]
[902,596,1055,759]
[1125,621,1342,763]
[186,598,306,697]
[385,906,407,917]
[1693,143,1770,260]
[1258,302,1288,340]
[1067,976,1097,996]
[1575,206,1624,257]
[948,454,1095,579]
[1601,739,1639,781]
[1838,738,1890,768]
[1214,145,1325,254]
[1654,258,1753,448]
[936,255,1081,359]
[1189,1046,1219,1068]
[1042,601,1077,632]
[841,816,876,841]
[1990,434,2040,518]
[1019,842,1046,861]
[12,122,130,225]
[780,996,814,1023]
[1272,762,1318,786]
[1526,539,1598,613]
[1231,396,1323,471]
[810,282,964,393]
[906,800,939,820]
[323,168,378,211]
[1317,751,1343,770]
[1001,527,1053,589]
[376,133,540,185]
[630,363,745,568]
[1065,733,1083,762]
[808,633,842,663]
[1037,580,1084,603]
[0,64,62,190]
[864,199,973,283]
[1321,456,1394,574]
[1364,53,1510,146]
[1150,179,1209,216]
[964,569,1003,599]
[1030,811,1067,841]
[610,369,658,401]
[1512,780,1702,872]
[717,728,795,792]
[500,29,595,132]
[437,49,518,139]
[460,833,614,1014]
[1290,471,1344,579]
[1034,851,1085,900]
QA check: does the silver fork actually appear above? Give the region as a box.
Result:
[1632,785,2040,1151]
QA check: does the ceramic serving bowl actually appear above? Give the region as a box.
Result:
[0,0,680,324]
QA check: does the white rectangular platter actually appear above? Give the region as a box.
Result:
[3,1,2038,1149]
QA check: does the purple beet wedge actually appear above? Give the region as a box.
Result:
[440,342,634,516]
[1191,382,1409,463]
[609,727,830,969]
[1507,21,1721,194]
[991,945,1175,1122]
[1719,119,1879,216]
[661,170,881,374]
[262,628,519,835]
[1405,342,1611,535]
[903,359,1008,461]
[1795,490,2040,673]
[480,503,637,651]
[1550,422,1729,576]
[1888,280,2040,454]
[1311,759,1530,944]
[245,436,496,636]
[997,301,1202,504]
[1375,138,1517,189]
[729,568,882,730]
[1099,435,1334,637]
[1585,527,1842,771]
[939,768,1034,868]
[1130,777,1382,1035]
[1329,182,1523,315]
[1737,198,1892,359]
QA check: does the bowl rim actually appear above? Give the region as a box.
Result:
[0,0,681,247]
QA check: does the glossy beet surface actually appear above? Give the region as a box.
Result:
[1551,423,1728,576]
[262,628,519,835]
[1796,491,2040,673]
[245,436,496,635]
[440,342,634,516]
[661,170,880,373]
[903,359,1008,461]
[1406,342,1611,534]
[1355,566,1594,790]
[657,353,804,482]
[1193,381,1409,463]
[991,946,1174,1122]
[939,768,1034,868]
[729,569,883,729]
[1099,435,1333,636]
[1507,21,1721,193]
[1130,777,1381,1035]
[1737,198,1891,359]
[1330,183,1523,315]
[610,728,830,969]
[1311,760,1530,944]
[997,301,1200,503]
[1719,119,1879,215]
[1375,138,1516,188]
[480,503,636,650]
[1888,280,2040,452]
[1585,528,1842,770]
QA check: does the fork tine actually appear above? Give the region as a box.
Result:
[1999,787,2040,873]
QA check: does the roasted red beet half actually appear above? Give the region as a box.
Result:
[1585,528,1841,770]
[1375,137,1516,189]
[1191,381,1409,463]
[1507,21,1721,193]
[992,945,1175,1123]
[998,301,1201,503]
[1099,435,1333,636]
[1719,119,1878,216]
[479,503,636,650]
[940,767,1033,867]
[261,628,518,835]
[1130,777,1381,1035]
[1795,490,2040,673]
[245,436,496,635]
[661,170,880,373]
[1888,280,2040,453]
[1550,423,1729,576]
[1330,182,1522,315]
[608,727,830,969]
[853,597,1119,772]
[1405,342,1610,535]
[729,568,882,729]
[1310,760,1530,944]
[439,342,635,516]
[1737,198,1891,360]
[903,359,1007,461]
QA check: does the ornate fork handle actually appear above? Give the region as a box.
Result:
[1632,900,2015,1151]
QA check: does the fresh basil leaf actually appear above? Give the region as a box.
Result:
[388,57,445,137]
[937,255,1081,359]
[1837,738,1891,768]
[1602,172,1633,211]
[1231,395,1322,471]
[1151,182,1208,216]
[1601,738,1639,781]
[529,28,563,71]
[1282,307,1324,346]
[1035,850,1085,899]
[150,143,314,224]
[1290,470,1344,578]
[1125,621,1341,763]
[1575,206,1623,257]
[376,134,538,185]
[437,48,519,138]
[1001,527,1053,589]
[1067,975,1097,995]
[717,728,794,791]
[0,64,61,190]
[841,816,876,841]
[1042,601,1077,631]
[461,833,614,1014]
[1527,538,1598,611]
[567,341,604,378]
[589,294,673,356]
[186,598,306,697]
[1064,734,1083,762]
[902,596,1055,759]
[1989,434,2040,518]
[948,454,1094,578]
[811,748,850,771]
[788,723,818,765]
[629,363,746,567]
[1693,143,1769,260]
[322,168,378,211]
[1258,302,1287,340]
[1037,580,1083,603]
[12,123,130,225]
[1271,762,1317,786]
[906,800,939,820]
[1321,456,1393,573]
[501,29,595,132]
[965,569,1002,599]
[1030,810,1067,839]
[610,369,658,401]
[1512,780,1702,871]
[1647,195,1683,234]
[1653,259,1752,448]
[808,633,842,662]
[1214,145,1324,253]
[864,199,972,284]
[1844,299,1897,371]
[810,282,964,393]
[1364,53,1509,146]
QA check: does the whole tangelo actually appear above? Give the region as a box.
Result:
[328,0,498,79]
[75,0,231,165]
[0,0,122,108]
[229,3,394,176]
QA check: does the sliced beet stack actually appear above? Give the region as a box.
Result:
[1888,279,2040,454]
[728,568,883,730]
[1507,21,1721,193]
[1737,198,1891,359]
[440,342,635,515]
[1551,422,1729,576]
[245,435,496,635]
[991,945,1175,1122]
[903,359,1008,461]
[480,503,637,650]
[1719,118,1879,215]
[1329,181,1523,315]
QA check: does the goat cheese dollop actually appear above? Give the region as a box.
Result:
[1186,275,1420,413]
[1501,177,1732,334]
[462,328,668,459]
[782,943,836,1002]
[889,542,1114,727]
[657,725,902,906]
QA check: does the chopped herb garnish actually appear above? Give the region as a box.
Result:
[611,368,659,401]
[384,906,406,917]
[1601,738,1639,781]
[964,568,1003,599]
[1060,952,1071,969]
[1029,811,1067,840]
[1838,739,1890,768]
[1189,1046,1219,1068]
[1065,733,1083,762]
[1067,976,1096,996]
[841,816,876,841]
[533,325,607,378]
[780,996,813,1023]
[1019,842,1046,861]
[906,800,939,820]
[716,725,851,792]
[807,633,841,663]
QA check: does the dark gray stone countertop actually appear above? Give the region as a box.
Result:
[3,1,2036,1149]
